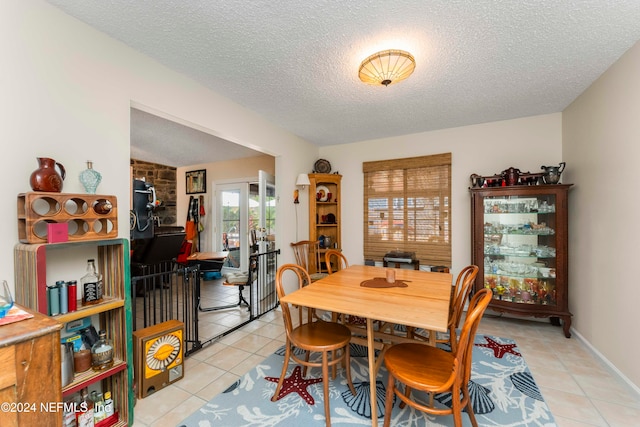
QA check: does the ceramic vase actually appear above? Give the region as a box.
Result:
[30,157,66,192]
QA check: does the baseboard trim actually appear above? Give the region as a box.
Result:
[571,327,640,397]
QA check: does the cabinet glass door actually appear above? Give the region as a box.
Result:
[482,193,557,306]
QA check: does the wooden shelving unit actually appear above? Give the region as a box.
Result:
[308,173,342,273]
[14,237,134,425]
[17,192,118,244]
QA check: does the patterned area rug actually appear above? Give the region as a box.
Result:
[179,335,555,426]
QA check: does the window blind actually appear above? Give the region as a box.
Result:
[363,153,451,267]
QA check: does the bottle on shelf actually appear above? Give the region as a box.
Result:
[91,330,114,371]
[81,259,103,305]
[59,280,68,314]
[91,391,106,423]
[62,395,77,427]
[77,387,94,427]
[103,390,114,418]
[79,160,102,194]
[47,282,60,316]
[68,280,78,312]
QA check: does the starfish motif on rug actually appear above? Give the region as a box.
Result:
[265,365,323,405]
[476,336,521,358]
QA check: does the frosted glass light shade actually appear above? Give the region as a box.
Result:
[359,49,416,86]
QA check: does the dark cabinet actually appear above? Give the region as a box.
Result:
[470,184,572,337]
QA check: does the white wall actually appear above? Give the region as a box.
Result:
[175,154,275,252]
[563,41,640,388]
[320,113,562,274]
[0,1,317,295]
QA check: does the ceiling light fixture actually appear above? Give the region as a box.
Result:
[358,49,416,87]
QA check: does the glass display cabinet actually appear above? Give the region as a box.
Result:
[470,184,572,337]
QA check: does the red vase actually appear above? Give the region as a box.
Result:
[30,157,66,192]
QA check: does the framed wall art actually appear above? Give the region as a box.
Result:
[186,169,206,194]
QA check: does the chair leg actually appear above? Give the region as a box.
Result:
[322,351,331,427]
[272,344,291,401]
[238,285,251,311]
[464,387,478,427]
[399,385,412,409]
[344,344,356,395]
[451,384,463,427]
[331,350,337,379]
[302,350,311,376]
[383,372,395,427]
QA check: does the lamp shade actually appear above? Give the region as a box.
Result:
[296,173,310,187]
[358,49,416,86]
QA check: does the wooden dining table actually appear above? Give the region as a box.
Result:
[279,264,453,426]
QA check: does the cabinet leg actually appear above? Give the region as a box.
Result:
[562,316,572,338]
[549,316,572,338]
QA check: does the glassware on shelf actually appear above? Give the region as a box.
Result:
[103,391,114,418]
[81,259,103,306]
[91,330,114,371]
[92,390,106,423]
[0,280,14,318]
[79,160,102,194]
[77,387,94,427]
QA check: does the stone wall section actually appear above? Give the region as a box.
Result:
[131,159,177,225]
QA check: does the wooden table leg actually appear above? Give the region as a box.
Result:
[367,318,378,426]
[428,330,437,346]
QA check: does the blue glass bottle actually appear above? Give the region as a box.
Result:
[79,160,102,194]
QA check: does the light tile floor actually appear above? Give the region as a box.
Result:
[133,291,640,427]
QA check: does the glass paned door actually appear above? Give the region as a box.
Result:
[219,185,245,270]
[258,170,276,253]
[216,174,274,270]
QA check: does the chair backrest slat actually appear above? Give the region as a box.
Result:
[276,264,313,336]
[291,240,322,274]
[325,249,348,274]
[455,288,492,386]
[446,265,479,352]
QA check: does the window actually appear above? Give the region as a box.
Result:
[363,153,451,266]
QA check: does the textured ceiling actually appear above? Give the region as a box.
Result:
[130,108,263,167]
[47,0,640,165]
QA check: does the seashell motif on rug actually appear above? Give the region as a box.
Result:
[179,335,556,426]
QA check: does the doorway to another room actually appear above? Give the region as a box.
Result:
[129,106,279,353]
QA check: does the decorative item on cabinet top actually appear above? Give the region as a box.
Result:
[313,159,332,174]
[79,160,102,194]
[540,162,566,184]
[470,162,567,188]
[18,192,118,243]
[30,157,66,192]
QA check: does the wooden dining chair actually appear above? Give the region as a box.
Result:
[324,249,348,274]
[323,249,351,323]
[272,264,356,427]
[445,265,479,351]
[290,240,328,282]
[409,265,478,352]
[383,288,492,427]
